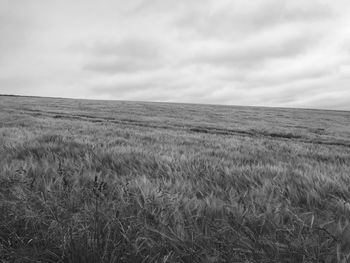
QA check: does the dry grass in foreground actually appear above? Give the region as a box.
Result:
[1,95,350,262]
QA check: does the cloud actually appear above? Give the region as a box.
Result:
[188,31,318,69]
[0,76,34,94]
[83,57,163,74]
[90,38,161,58]
[248,1,333,28]
[173,0,333,39]
[0,3,38,63]
[83,38,165,74]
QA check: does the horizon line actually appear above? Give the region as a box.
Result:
[1,93,349,113]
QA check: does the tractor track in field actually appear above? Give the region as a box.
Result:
[4,107,350,148]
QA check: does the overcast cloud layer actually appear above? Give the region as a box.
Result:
[1,0,350,110]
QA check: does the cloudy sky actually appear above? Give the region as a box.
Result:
[1,0,350,110]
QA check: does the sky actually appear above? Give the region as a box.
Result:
[1,0,350,110]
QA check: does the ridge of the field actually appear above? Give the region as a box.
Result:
[1,94,350,262]
[1,93,350,112]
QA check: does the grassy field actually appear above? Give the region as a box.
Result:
[1,95,350,263]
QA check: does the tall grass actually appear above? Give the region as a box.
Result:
[1,96,350,262]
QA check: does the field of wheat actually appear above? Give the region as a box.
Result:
[1,95,350,262]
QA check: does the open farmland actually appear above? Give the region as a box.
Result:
[1,95,350,262]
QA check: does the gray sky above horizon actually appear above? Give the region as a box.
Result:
[1,0,350,110]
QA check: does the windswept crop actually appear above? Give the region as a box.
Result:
[1,95,350,262]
